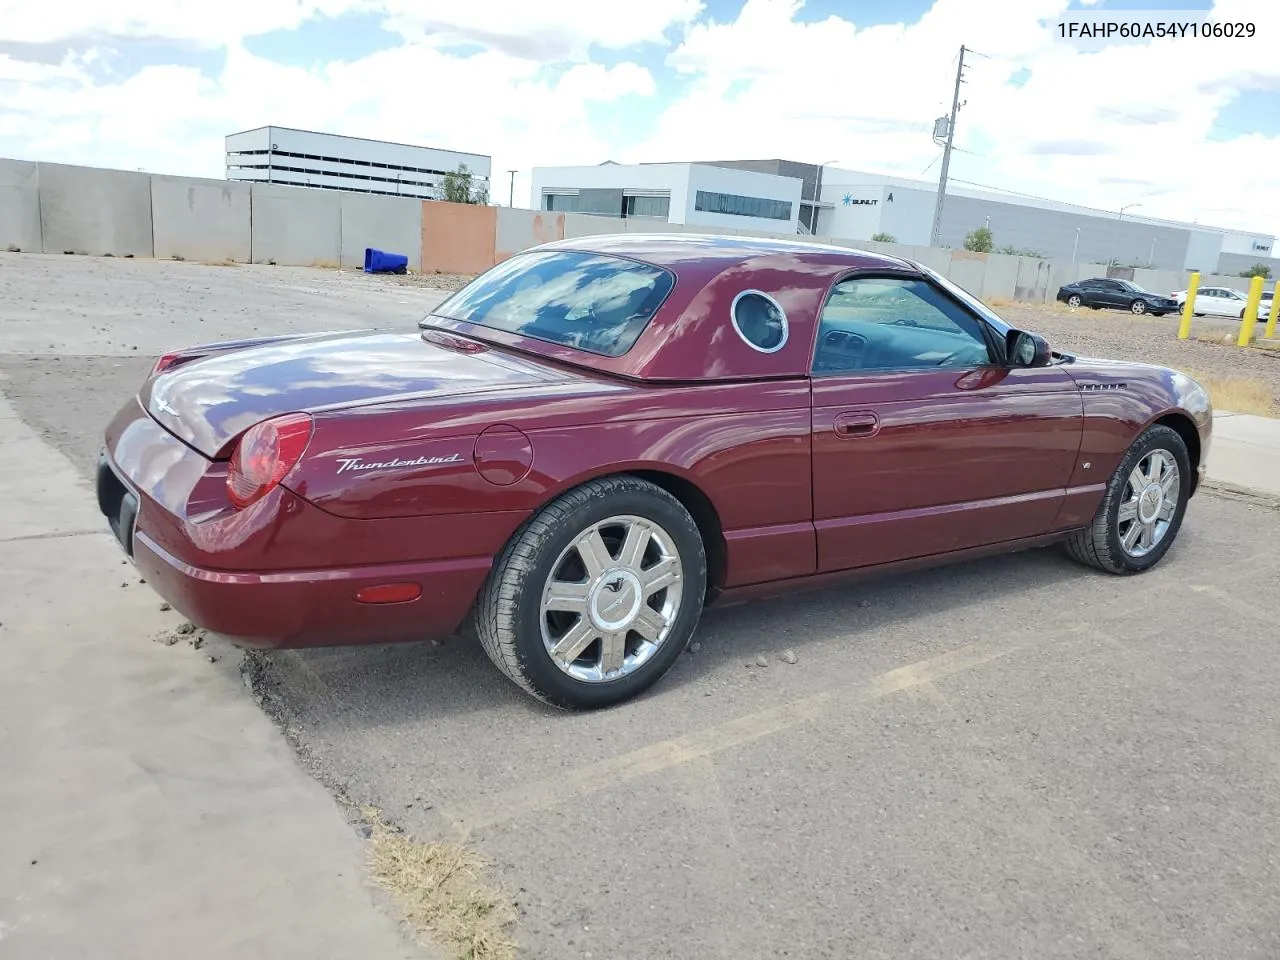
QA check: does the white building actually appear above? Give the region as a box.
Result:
[528,159,1276,275]
[530,162,803,235]
[225,126,491,201]
[813,168,1275,275]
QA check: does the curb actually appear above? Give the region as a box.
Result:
[1201,478,1280,510]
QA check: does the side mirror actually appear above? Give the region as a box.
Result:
[1007,330,1052,368]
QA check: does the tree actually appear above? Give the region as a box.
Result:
[439,164,489,205]
[1239,263,1272,279]
[963,227,993,252]
[870,231,897,243]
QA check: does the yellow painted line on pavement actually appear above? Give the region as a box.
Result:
[441,639,1021,833]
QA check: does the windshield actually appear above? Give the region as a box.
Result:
[1119,279,1150,293]
[431,249,675,357]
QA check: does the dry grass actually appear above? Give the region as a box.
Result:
[365,807,518,960]
[199,258,240,267]
[1181,368,1278,417]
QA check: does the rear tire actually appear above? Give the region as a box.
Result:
[1064,424,1190,574]
[476,476,707,709]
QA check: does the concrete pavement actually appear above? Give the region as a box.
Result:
[0,393,428,958]
[1208,411,1280,499]
[2,253,1280,959]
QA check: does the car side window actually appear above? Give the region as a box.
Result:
[813,276,993,375]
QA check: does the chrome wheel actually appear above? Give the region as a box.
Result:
[1131,300,1147,315]
[1067,295,1082,307]
[540,515,684,683]
[1117,449,1179,557]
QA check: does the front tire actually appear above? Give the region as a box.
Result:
[1130,299,1148,315]
[476,476,707,709]
[1064,424,1190,574]
[1067,295,1082,307]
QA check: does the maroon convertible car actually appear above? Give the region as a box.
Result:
[98,235,1212,708]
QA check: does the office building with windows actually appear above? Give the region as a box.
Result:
[225,126,491,200]
[530,162,804,234]
[530,158,1275,275]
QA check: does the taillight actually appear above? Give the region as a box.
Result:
[152,353,185,376]
[227,413,313,509]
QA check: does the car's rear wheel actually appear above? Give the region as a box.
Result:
[1130,299,1148,315]
[1067,294,1082,307]
[476,476,707,709]
[1064,424,1190,574]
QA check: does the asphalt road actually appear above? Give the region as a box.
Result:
[4,254,1280,960]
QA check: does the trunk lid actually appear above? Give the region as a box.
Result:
[142,330,565,456]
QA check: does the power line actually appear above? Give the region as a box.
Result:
[1097,106,1248,144]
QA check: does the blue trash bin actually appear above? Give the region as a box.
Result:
[364,248,409,274]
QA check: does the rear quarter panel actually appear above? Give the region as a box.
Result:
[290,377,815,587]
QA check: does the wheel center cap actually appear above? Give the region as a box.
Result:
[1138,483,1163,524]
[588,568,643,632]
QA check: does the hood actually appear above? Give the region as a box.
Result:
[142,330,563,457]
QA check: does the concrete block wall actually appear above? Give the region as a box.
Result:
[339,192,423,271]
[151,175,251,262]
[38,162,153,258]
[0,157,425,270]
[0,158,42,252]
[496,208,564,262]
[249,182,341,266]
[8,157,1263,306]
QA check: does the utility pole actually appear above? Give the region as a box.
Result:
[929,44,966,248]
[507,169,517,207]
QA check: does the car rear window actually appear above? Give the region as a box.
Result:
[432,249,675,357]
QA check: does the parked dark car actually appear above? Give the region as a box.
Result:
[99,235,1212,709]
[1056,278,1180,316]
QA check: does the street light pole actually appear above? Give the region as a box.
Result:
[1119,202,1141,220]
[1072,227,1080,262]
[508,169,517,207]
[929,44,967,248]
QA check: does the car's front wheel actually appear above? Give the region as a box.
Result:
[1067,294,1082,307]
[476,476,707,709]
[1130,299,1148,315]
[1064,424,1190,574]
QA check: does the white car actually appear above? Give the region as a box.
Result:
[1171,285,1272,321]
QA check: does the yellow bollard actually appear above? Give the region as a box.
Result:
[1264,286,1277,341]
[1177,272,1199,340]
[1236,274,1265,346]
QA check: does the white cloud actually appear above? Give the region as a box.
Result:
[381,0,704,60]
[0,0,367,45]
[634,0,1280,233]
[0,0,1277,238]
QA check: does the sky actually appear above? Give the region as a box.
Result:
[1,0,1278,236]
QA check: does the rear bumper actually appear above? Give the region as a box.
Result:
[131,528,490,649]
[96,402,502,648]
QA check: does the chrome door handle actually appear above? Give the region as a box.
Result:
[833,412,879,438]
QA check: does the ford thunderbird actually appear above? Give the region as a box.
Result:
[98,234,1212,708]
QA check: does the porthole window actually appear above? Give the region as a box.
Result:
[731,290,789,353]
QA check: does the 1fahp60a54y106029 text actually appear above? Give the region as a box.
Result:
[1058,20,1256,39]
